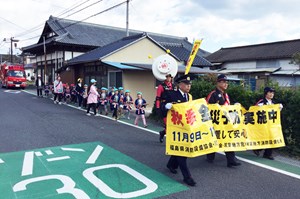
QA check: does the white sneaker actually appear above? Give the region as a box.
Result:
[95,114,101,117]
[59,102,62,105]
[86,113,91,116]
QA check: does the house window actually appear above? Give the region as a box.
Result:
[109,71,122,88]
[85,66,96,72]
[256,60,279,68]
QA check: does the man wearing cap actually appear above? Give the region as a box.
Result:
[162,74,196,186]
[156,74,175,143]
[206,74,242,167]
[253,87,283,160]
[35,75,44,97]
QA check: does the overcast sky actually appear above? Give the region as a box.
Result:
[1,0,300,55]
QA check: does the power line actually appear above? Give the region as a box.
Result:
[20,1,128,42]
[0,16,27,31]
[57,0,91,17]
[61,0,128,30]
[14,0,93,38]
[63,0,104,19]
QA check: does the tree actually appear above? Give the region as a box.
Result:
[289,52,300,70]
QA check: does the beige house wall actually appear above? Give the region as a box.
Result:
[122,70,156,111]
[101,37,185,112]
[102,37,183,65]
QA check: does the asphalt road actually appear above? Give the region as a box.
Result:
[1,88,300,199]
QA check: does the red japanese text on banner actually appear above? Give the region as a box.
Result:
[166,99,218,158]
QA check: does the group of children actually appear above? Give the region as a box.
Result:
[42,79,148,127]
[85,81,148,128]
[41,83,78,104]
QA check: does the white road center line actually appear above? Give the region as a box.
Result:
[47,156,70,162]
[61,147,85,152]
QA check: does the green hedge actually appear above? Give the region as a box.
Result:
[151,75,300,157]
[191,76,300,157]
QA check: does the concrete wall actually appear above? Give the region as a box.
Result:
[279,59,300,70]
[270,75,300,87]
[223,61,256,69]
[25,68,35,81]
[122,70,156,111]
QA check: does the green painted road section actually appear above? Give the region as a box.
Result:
[0,142,187,199]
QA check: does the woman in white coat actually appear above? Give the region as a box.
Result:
[86,79,99,116]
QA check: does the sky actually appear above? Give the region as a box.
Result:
[1,0,300,55]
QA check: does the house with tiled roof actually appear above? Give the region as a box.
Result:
[22,16,211,84]
[65,32,213,109]
[206,39,300,89]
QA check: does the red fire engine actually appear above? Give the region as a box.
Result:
[0,62,27,89]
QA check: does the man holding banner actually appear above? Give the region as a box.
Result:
[163,74,196,186]
[206,74,242,167]
[253,87,283,160]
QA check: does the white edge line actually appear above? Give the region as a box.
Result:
[22,90,36,95]
[47,156,70,162]
[21,151,34,176]
[61,147,85,152]
[218,152,300,180]
[117,120,159,135]
[237,156,300,180]
[22,89,300,180]
[0,158,4,163]
[66,102,160,135]
[86,145,103,164]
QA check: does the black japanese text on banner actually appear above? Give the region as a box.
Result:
[166,99,218,158]
[208,104,247,152]
[244,104,285,150]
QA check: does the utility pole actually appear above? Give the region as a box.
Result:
[10,37,19,63]
[43,36,47,84]
[126,0,129,36]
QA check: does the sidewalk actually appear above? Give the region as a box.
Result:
[22,87,300,175]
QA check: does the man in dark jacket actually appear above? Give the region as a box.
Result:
[206,74,241,168]
[162,74,196,186]
[35,75,44,97]
[75,78,84,108]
